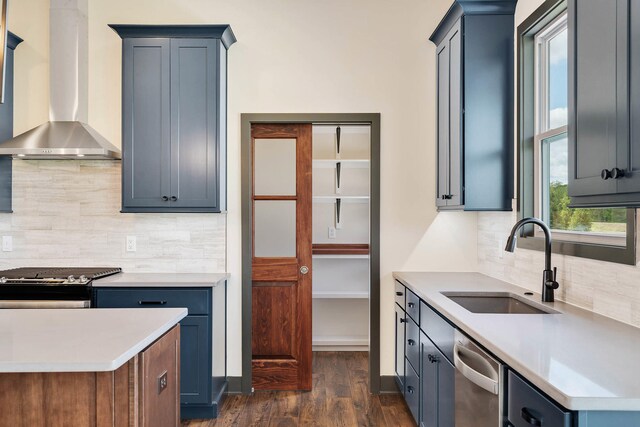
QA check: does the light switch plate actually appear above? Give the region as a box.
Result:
[2,236,12,252]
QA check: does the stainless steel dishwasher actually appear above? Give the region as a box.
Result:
[453,330,503,427]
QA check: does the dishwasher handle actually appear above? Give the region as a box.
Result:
[454,343,499,395]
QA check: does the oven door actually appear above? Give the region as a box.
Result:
[0,300,91,308]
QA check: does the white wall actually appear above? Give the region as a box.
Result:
[8,0,479,377]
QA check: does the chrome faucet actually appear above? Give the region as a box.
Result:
[505,217,559,303]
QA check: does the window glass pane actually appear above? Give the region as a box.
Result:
[254,200,296,257]
[543,133,626,235]
[547,27,568,129]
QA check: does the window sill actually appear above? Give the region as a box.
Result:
[517,234,636,265]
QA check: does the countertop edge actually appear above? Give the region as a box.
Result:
[392,271,640,412]
[92,273,230,288]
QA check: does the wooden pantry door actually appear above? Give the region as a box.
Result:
[251,123,312,390]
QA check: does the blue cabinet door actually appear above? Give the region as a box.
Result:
[437,349,454,427]
[395,304,406,392]
[169,39,220,210]
[180,315,211,404]
[420,332,438,427]
[122,38,172,210]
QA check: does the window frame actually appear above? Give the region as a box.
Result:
[517,0,636,265]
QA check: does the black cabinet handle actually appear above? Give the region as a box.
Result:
[441,194,453,200]
[407,385,415,394]
[396,291,403,296]
[170,196,178,201]
[399,318,407,323]
[427,354,438,363]
[138,300,167,305]
[521,408,542,426]
[336,126,341,154]
[162,196,169,201]
[407,302,415,308]
[407,339,416,346]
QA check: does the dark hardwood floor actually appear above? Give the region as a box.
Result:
[182,352,415,426]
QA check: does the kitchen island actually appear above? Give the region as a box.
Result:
[0,308,186,427]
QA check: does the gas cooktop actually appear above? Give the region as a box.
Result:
[0,267,122,285]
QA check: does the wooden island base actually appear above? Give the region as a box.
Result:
[0,325,180,427]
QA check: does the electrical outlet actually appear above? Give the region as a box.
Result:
[2,236,12,252]
[328,226,337,239]
[126,236,137,252]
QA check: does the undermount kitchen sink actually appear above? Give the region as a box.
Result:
[442,292,559,314]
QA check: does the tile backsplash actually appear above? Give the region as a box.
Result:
[0,160,226,272]
[478,210,640,327]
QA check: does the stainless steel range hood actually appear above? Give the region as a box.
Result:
[0,0,121,160]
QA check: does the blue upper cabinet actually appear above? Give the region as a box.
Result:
[110,25,235,213]
[567,0,640,207]
[430,1,516,211]
[0,32,23,213]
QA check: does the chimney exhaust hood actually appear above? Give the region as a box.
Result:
[0,0,121,160]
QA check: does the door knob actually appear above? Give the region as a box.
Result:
[300,266,309,275]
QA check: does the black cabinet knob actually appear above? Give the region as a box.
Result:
[407,339,416,346]
[602,168,626,180]
[520,408,542,426]
[396,291,403,296]
[442,194,453,200]
[162,196,169,201]
[399,318,407,323]
[427,354,438,363]
[407,302,415,308]
[611,167,626,179]
[170,196,178,201]
[407,386,415,394]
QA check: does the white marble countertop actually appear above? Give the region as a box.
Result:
[92,272,229,288]
[393,272,640,411]
[0,308,187,373]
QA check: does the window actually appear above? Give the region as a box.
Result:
[518,0,635,264]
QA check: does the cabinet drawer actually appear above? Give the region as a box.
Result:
[406,289,420,324]
[405,317,420,372]
[508,370,572,427]
[395,281,406,310]
[95,288,210,315]
[420,301,455,362]
[404,358,420,424]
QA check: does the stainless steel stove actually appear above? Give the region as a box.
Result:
[0,267,121,308]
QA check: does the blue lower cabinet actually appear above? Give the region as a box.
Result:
[395,303,406,393]
[420,331,454,427]
[508,370,572,427]
[94,286,226,419]
[179,315,210,404]
[405,358,420,423]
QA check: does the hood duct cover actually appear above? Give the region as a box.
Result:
[0,0,121,160]
[0,121,121,159]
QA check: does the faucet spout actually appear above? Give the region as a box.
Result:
[505,217,558,302]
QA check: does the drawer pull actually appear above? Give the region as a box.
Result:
[407,339,416,346]
[400,318,407,323]
[396,291,403,296]
[427,354,438,364]
[407,385,415,394]
[520,408,542,426]
[138,300,167,305]
[407,302,415,308]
